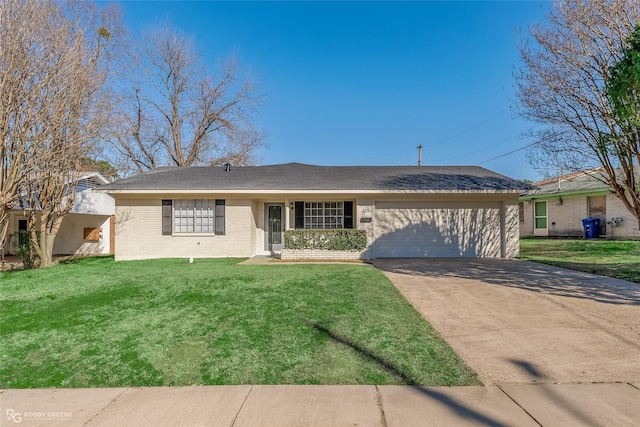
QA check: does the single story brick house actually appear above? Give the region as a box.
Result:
[99,163,530,260]
[519,169,639,239]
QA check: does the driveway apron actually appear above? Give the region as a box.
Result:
[373,258,640,385]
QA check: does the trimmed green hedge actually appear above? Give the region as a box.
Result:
[284,229,368,251]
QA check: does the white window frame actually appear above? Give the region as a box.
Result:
[304,201,344,229]
[173,199,216,234]
[533,200,548,236]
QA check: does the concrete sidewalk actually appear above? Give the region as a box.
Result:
[2,383,639,426]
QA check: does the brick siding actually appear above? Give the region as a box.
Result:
[115,199,255,261]
[281,249,369,260]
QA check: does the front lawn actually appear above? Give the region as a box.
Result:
[0,257,479,388]
[520,239,640,283]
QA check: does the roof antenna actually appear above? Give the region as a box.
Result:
[417,145,423,166]
[224,163,231,172]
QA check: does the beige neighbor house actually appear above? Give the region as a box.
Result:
[519,169,639,239]
[2,172,115,257]
[98,163,531,261]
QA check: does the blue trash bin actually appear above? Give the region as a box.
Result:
[581,218,600,238]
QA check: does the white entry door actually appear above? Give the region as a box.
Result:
[266,204,284,252]
[533,201,548,237]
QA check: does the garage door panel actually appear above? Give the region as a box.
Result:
[373,202,502,258]
[373,240,463,258]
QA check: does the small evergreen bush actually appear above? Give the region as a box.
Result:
[284,229,367,251]
[14,230,36,270]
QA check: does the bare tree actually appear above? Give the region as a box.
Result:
[515,0,640,230]
[110,24,265,175]
[0,0,52,253]
[607,24,640,165]
[0,0,119,266]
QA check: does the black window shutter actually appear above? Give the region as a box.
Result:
[162,200,172,235]
[294,202,304,229]
[344,201,353,229]
[215,199,225,235]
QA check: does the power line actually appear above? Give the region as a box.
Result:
[474,142,538,165]
[345,147,415,165]
[341,107,512,165]
[424,107,510,148]
[474,132,561,166]
[439,133,520,162]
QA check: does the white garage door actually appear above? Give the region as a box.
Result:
[373,201,502,258]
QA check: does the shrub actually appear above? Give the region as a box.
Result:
[284,229,367,251]
[14,230,36,270]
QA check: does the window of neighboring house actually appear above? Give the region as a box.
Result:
[162,199,225,235]
[534,200,547,229]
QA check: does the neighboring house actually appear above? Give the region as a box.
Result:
[2,172,115,257]
[99,163,530,261]
[519,169,639,239]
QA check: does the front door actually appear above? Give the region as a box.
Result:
[266,204,284,252]
[588,195,606,236]
[533,200,548,236]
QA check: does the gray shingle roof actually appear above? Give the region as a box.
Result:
[521,170,611,198]
[101,163,530,192]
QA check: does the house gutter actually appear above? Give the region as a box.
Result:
[96,189,527,196]
[519,188,611,201]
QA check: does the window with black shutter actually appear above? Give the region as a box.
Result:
[162,200,172,235]
[344,201,353,229]
[163,199,226,235]
[215,199,225,235]
[295,201,304,229]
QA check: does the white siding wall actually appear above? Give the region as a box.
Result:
[71,189,115,215]
[54,213,111,255]
[2,211,111,256]
[115,199,255,261]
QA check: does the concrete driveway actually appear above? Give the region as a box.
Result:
[373,258,640,385]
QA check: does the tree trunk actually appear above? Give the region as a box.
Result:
[0,207,9,251]
[37,231,56,268]
[28,210,63,268]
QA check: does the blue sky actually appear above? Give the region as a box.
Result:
[114,1,550,181]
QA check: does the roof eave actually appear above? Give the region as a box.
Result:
[519,188,611,200]
[97,188,526,195]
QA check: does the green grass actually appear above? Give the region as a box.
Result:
[520,239,640,283]
[0,257,479,388]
